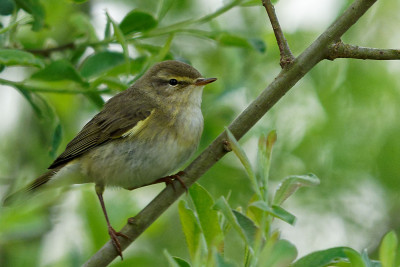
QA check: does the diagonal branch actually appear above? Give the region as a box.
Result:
[327,41,400,60]
[83,0,380,266]
[261,0,294,68]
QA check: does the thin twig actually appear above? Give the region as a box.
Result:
[327,41,400,60]
[26,42,76,57]
[83,0,379,266]
[0,78,110,94]
[261,0,294,68]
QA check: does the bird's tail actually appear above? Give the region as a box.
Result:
[2,167,60,206]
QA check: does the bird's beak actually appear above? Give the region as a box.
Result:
[195,77,217,86]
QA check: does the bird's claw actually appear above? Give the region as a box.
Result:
[160,171,187,192]
[108,226,130,260]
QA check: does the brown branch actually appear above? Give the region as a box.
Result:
[83,0,381,266]
[327,41,400,60]
[262,0,295,68]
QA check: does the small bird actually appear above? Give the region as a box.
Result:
[4,60,217,258]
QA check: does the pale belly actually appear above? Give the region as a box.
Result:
[81,131,199,189]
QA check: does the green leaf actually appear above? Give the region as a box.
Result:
[49,123,62,159]
[240,0,260,7]
[215,252,236,267]
[257,130,277,199]
[273,173,320,206]
[15,0,45,31]
[0,49,44,68]
[119,10,158,35]
[292,247,361,267]
[362,249,382,267]
[18,89,44,118]
[91,76,128,92]
[217,33,252,48]
[213,196,249,246]
[258,239,297,267]
[379,231,398,267]
[178,200,202,262]
[250,201,296,225]
[17,88,55,121]
[30,60,86,85]
[189,183,223,249]
[0,0,15,15]
[216,33,266,53]
[104,15,112,39]
[155,33,174,62]
[225,128,262,198]
[157,0,174,21]
[249,38,267,53]
[343,247,366,267]
[80,51,125,79]
[164,250,191,267]
[232,210,258,247]
[68,0,88,3]
[69,13,98,43]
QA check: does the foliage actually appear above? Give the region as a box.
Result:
[171,131,400,266]
[0,0,400,266]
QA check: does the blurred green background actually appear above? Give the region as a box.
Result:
[0,0,400,266]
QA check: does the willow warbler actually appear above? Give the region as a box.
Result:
[4,60,217,258]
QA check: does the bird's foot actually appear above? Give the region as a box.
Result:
[108,226,130,260]
[156,171,187,192]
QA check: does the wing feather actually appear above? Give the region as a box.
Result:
[48,90,155,169]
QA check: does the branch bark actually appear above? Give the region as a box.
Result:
[262,0,294,68]
[84,0,382,265]
[327,41,400,60]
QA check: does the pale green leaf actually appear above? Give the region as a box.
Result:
[379,231,398,267]
[157,0,174,21]
[257,130,277,198]
[215,252,236,267]
[217,33,252,49]
[0,49,44,68]
[250,201,296,225]
[343,247,366,267]
[178,200,202,261]
[213,196,249,245]
[232,209,258,247]
[293,247,360,267]
[164,250,191,267]
[189,183,223,249]
[273,174,320,206]
[362,249,382,267]
[225,128,262,198]
[258,239,297,267]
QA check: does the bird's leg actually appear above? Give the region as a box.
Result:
[95,184,130,260]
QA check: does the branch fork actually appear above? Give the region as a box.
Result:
[83,0,400,265]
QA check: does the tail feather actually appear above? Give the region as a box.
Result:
[3,168,60,206]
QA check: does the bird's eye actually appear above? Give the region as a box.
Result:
[169,79,178,86]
